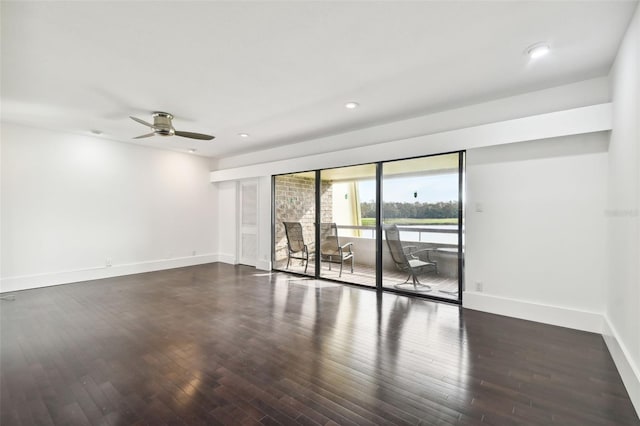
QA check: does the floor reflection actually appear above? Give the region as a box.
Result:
[272,273,472,415]
[3,264,635,425]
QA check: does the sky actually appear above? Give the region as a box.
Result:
[358,173,459,203]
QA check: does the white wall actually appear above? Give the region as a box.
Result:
[257,175,273,270]
[1,123,218,292]
[332,182,358,236]
[605,2,640,413]
[464,133,608,331]
[215,180,237,265]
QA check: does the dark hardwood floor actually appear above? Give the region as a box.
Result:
[1,263,638,425]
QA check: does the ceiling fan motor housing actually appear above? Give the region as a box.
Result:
[152,112,175,136]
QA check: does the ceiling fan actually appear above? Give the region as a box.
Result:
[130,112,215,140]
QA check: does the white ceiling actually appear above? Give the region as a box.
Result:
[1,1,637,159]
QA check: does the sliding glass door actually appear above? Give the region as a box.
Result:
[273,172,316,277]
[272,152,464,303]
[381,153,462,301]
[318,164,377,287]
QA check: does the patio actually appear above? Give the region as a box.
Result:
[274,258,459,301]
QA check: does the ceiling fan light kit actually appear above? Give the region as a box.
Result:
[130,112,215,140]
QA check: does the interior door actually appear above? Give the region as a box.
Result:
[238,180,258,267]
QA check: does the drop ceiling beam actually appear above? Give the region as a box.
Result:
[210,103,612,182]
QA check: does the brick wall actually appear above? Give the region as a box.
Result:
[274,175,333,262]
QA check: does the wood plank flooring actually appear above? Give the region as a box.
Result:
[1,263,638,425]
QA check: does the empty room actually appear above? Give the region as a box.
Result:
[1,1,639,424]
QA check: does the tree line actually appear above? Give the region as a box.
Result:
[360,201,459,219]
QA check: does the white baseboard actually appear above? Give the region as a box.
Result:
[217,253,238,265]
[219,257,270,271]
[255,260,272,271]
[603,316,640,417]
[462,291,603,333]
[463,292,639,417]
[0,254,219,293]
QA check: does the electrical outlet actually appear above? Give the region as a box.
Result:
[106,258,112,267]
[192,250,197,256]
[475,281,483,292]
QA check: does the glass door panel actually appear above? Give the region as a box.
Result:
[319,164,377,287]
[381,153,462,301]
[273,172,316,277]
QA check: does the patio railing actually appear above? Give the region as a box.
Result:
[336,224,460,245]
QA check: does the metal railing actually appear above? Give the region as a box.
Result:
[336,224,459,242]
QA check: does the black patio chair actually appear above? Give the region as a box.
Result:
[319,223,354,277]
[384,224,437,292]
[283,222,309,273]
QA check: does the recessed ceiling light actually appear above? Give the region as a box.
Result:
[90,129,103,135]
[527,43,551,59]
[344,102,360,109]
[238,133,250,138]
[188,148,196,153]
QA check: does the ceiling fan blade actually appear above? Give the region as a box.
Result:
[174,130,215,140]
[133,133,155,139]
[130,116,154,128]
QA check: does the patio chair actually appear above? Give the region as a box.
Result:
[283,222,309,273]
[384,224,437,292]
[319,223,354,277]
